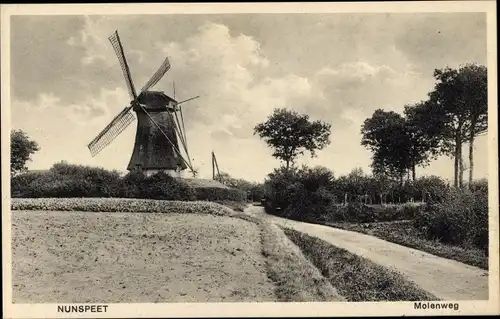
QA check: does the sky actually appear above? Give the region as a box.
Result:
[9,13,488,182]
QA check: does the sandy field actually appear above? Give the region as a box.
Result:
[11,210,276,303]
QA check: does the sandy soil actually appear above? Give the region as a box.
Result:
[12,210,275,303]
[245,205,489,301]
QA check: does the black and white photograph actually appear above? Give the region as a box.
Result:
[2,2,498,318]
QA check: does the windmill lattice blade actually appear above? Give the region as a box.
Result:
[108,31,137,100]
[140,57,171,92]
[88,107,135,157]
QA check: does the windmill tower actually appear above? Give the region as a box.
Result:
[87,30,198,178]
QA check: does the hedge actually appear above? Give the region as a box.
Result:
[11,197,238,217]
[192,187,247,202]
[11,165,245,203]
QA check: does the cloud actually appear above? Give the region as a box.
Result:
[392,13,487,71]
[12,20,315,180]
[10,20,439,180]
[10,14,488,182]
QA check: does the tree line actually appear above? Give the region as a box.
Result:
[361,64,487,188]
[252,63,487,195]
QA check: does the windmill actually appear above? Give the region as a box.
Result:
[87,30,199,178]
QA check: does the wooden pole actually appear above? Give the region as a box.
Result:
[212,151,215,180]
[212,151,221,182]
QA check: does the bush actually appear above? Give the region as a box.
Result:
[263,166,337,221]
[113,172,195,201]
[11,163,244,203]
[283,185,336,222]
[248,184,265,202]
[11,163,123,198]
[469,178,488,196]
[323,203,375,223]
[142,172,195,200]
[322,203,422,223]
[192,186,246,202]
[414,188,488,253]
[263,165,427,223]
[413,176,450,203]
[11,171,48,197]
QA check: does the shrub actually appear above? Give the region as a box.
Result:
[469,178,488,196]
[50,162,120,180]
[414,187,488,253]
[263,165,428,223]
[114,171,147,198]
[323,203,377,223]
[399,203,422,219]
[282,185,337,222]
[263,166,337,221]
[50,162,121,197]
[413,176,450,203]
[13,171,94,198]
[141,172,195,200]
[11,171,48,197]
[11,163,123,198]
[11,163,244,203]
[191,186,246,202]
[248,183,265,201]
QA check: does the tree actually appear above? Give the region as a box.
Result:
[254,108,331,170]
[461,64,488,186]
[403,100,445,180]
[362,103,445,185]
[11,129,40,175]
[361,109,411,184]
[428,64,488,187]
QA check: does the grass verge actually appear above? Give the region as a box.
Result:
[215,200,249,212]
[283,227,439,302]
[328,220,488,270]
[260,222,345,302]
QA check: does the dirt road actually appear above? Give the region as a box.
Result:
[244,205,489,301]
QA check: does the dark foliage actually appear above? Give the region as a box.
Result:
[11,163,242,202]
[192,186,246,202]
[263,164,488,254]
[322,203,421,224]
[11,129,40,175]
[254,108,331,170]
[414,188,488,253]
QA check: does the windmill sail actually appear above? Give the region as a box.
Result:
[109,31,137,100]
[141,57,171,92]
[88,107,135,156]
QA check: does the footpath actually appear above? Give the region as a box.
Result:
[243,205,489,301]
